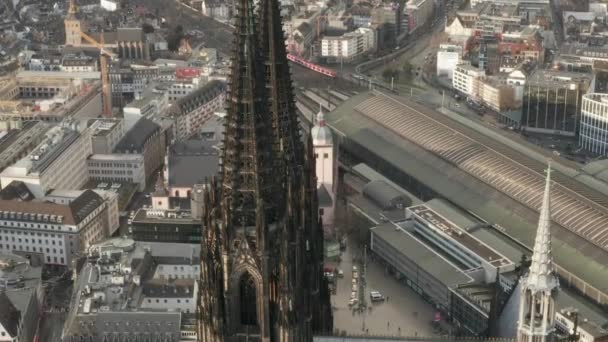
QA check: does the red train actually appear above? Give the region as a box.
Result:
[287,54,337,78]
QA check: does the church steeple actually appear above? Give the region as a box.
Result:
[221,0,278,228]
[197,0,333,337]
[517,162,559,342]
[258,0,303,167]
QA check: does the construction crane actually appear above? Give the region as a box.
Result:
[79,30,115,117]
[67,0,115,117]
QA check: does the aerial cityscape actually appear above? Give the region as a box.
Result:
[0,0,608,340]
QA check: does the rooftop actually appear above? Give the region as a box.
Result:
[409,202,513,268]
[66,238,198,338]
[89,119,122,137]
[0,189,104,225]
[132,208,197,225]
[168,137,221,187]
[325,91,608,297]
[114,117,160,153]
[2,126,80,176]
[372,222,473,287]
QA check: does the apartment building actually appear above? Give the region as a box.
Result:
[321,28,376,62]
[0,126,92,198]
[0,189,108,266]
[167,80,226,141]
[452,63,486,101]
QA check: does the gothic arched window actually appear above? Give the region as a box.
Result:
[239,272,258,326]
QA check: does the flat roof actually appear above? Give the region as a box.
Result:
[372,222,473,287]
[409,204,512,267]
[326,91,608,295]
[132,208,197,225]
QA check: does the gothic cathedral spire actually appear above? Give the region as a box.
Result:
[258,0,303,168]
[197,0,333,338]
[517,162,559,342]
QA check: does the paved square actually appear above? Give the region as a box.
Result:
[326,242,441,337]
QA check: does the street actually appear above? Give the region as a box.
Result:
[326,239,439,337]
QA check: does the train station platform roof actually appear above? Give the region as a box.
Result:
[325,91,608,303]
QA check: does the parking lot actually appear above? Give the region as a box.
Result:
[325,240,441,337]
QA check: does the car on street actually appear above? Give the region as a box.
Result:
[337,269,344,278]
[352,284,358,292]
[348,298,358,306]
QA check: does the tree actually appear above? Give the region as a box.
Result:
[402,61,413,77]
[382,68,395,81]
[142,23,155,34]
[167,25,184,51]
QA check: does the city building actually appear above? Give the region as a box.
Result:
[63,238,199,341]
[437,44,463,79]
[100,0,118,11]
[43,189,120,237]
[89,119,125,154]
[197,0,333,338]
[0,126,92,198]
[479,76,517,112]
[405,0,435,32]
[320,28,376,62]
[580,93,608,156]
[114,117,166,183]
[522,70,591,135]
[86,154,146,190]
[166,136,220,199]
[122,85,170,126]
[129,208,201,243]
[0,121,50,174]
[453,63,486,101]
[167,80,226,141]
[0,189,109,266]
[0,71,103,123]
[0,253,44,342]
[517,165,559,342]
[445,15,475,42]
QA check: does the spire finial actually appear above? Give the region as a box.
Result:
[68,0,77,16]
[526,161,558,291]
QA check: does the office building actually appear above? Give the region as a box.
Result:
[0,189,108,266]
[437,44,463,79]
[0,253,44,342]
[0,122,50,174]
[129,208,201,244]
[580,93,608,155]
[321,28,376,62]
[86,154,146,190]
[453,64,486,101]
[63,238,199,341]
[89,119,125,154]
[114,118,166,183]
[0,126,92,198]
[522,70,591,136]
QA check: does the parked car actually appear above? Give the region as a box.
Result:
[370,290,385,302]
[352,284,358,292]
[337,269,344,278]
[349,298,358,306]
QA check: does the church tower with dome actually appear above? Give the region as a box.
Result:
[311,105,337,231]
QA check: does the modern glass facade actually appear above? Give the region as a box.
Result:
[522,82,583,135]
[579,93,608,156]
